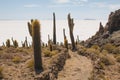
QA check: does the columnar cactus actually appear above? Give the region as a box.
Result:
[6,39,10,48]
[27,19,43,73]
[63,28,66,39]
[25,36,28,48]
[68,14,76,51]
[64,37,68,50]
[11,37,18,48]
[21,41,25,47]
[53,12,56,44]
[63,28,68,49]
[48,34,50,45]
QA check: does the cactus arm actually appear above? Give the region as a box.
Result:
[28,22,32,36]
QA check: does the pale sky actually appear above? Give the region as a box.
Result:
[0,0,120,20]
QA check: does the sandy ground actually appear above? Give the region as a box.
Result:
[57,50,93,80]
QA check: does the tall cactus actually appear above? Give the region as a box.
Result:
[68,14,76,51]
[27,19,43,73]
[53,12,56,44]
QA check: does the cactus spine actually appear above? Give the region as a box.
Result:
[53,12,56,44]
[68,14,76,51]
[27,19,43,73]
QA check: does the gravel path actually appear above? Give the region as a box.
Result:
[57,50,93,80]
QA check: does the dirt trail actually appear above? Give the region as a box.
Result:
[57,50,93,80]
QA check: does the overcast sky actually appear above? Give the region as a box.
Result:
[0,0,120,20]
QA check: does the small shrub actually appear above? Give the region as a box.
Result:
[0,66,3,79]
[101,50,108,56]
[100,55,115,65]
[43,49,58,57]
[103,43,116,53]
[91,45,100,50]
[43,49,51,57]
[112,47,120,54]
[86,48,100,55]
[12,56,21,63]
[98,61,105,69]
[51,50,58,56]
[77,47,87,56]
[27,59,34,70]
[116,56,120,63]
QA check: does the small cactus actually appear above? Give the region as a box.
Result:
[63,28,68,49]
[64,38,68,50]
[6,39,10,48]
[27,19,43,73]
[25,37,28,48]
[21,41,25,47]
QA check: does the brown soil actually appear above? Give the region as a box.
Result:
[57,50,93,80]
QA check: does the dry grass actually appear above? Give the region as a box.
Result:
[103,43,116,53]
[91,45,100,50]
[43,49,58,57]
[100,55,115,65]
[12,56,21,63]
[86,48,100,55]
[27,59,34,70]
[116,56,120,63]
[0,66,3,79]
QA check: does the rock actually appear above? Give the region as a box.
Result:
[105,9,120,34]
[84,9,120,47]
[96,22,104,35]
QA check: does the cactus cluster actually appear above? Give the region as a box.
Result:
[11,37,18,48]
[21,37,29,48]
[27,19,43,73]
[68,14,76,51]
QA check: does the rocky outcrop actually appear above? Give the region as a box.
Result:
[105,9,120,34]
[96,22,104,35]
[84,9,120,47]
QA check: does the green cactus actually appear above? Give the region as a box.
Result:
[68,14,76,51]
[6,39,10,48]
[27,19,43,73]
[53,12,56,44]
